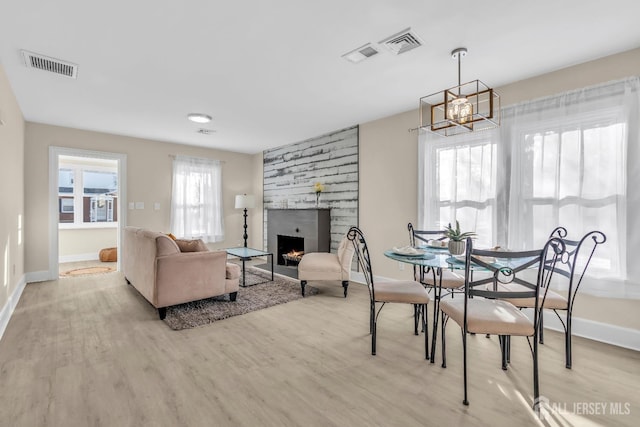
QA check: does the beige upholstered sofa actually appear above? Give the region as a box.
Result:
[123,226,240,319]
[298,236,355,297]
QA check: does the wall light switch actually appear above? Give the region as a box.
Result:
[128,202,135,210]
[135,202,145,210]
[154,202,160,211]
[398,261,405,271]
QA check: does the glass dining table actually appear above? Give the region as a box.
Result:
[384,246,466,363]
[384,245,537,363]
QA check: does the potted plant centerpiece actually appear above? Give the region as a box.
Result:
[444,221,476,255]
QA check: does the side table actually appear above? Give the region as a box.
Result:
[225,247,274,287]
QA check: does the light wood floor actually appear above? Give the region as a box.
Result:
[0,272,638,427]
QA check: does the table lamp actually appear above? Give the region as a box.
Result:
[235,194,255,247]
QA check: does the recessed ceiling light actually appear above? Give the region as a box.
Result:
[187,113,212,123]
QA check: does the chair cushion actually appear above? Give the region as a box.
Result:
[418,269,464,289]
[440,298,534,336]
[298,253,341,275]
[375,281,430,304]
[484,283,568,310]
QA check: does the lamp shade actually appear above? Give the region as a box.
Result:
[235,194,255,209]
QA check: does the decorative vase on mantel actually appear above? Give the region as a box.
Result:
[448,240,466,255]
[313,182,325,208]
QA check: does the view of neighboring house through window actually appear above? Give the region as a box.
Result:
[58,157,118,227]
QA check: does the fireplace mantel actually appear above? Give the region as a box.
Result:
[266,209,331,264]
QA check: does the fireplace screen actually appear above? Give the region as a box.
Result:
[277,235,304,266]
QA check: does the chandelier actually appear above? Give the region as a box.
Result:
[419,48,500,137]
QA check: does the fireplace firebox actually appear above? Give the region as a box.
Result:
[277,235,304,266]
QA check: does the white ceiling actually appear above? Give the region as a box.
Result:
[1,0,639,154]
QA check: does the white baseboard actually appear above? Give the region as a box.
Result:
[537,310,640,352]
[351,271,640,351]
[59,253,99,263]
[0,275,26,342]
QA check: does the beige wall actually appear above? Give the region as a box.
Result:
[59,228,117,259]
[359,109,419,282]
[25,123,256,274]
[251,152,264,248]
[0,65,25,313]
[357,47,640,331]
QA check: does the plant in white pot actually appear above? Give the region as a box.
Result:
[444,221,476,255]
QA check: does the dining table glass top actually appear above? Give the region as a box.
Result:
[384,246,536,271]
[384,246,465,270]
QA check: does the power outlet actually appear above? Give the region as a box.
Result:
[398,261,405,271]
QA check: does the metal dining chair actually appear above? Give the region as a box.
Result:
[407,223,464,362]
[503,226,607,368]
[439,236,564,411]
[347,226,431,359]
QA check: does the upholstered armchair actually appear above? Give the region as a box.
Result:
[298,235,355,297]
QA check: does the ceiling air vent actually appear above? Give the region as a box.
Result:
[21,50,78,79]
[342,43,380,63]
[196,128,216,135]
[379,28,423,55]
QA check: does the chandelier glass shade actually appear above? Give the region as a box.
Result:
[420,48,500,137]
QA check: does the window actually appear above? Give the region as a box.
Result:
[170,156,224,242]
[422,131,498,248]
[58,159,118,228]
[508,113,625,278]
[420,77,639,285]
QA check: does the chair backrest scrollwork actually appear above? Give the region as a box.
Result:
[462,236,566,333]
[347,226,375,303]
[548,227,606,311]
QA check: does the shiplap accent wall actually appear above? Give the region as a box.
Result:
[263,126,358,252]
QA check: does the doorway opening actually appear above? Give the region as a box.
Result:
[49,147,127,280]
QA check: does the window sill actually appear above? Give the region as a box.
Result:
[58,222,118,230]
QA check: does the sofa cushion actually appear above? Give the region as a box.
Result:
[156,235,180,256]
[226,262,241,280]
[175,239,208,252]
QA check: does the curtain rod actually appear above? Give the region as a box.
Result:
[168,154,226,164]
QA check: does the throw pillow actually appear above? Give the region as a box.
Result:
[175,239,208,252]
[166,233,177,240]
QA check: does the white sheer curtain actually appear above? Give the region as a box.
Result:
[419,77,640,284]
[419,128,500,249]
[170,155,224,242]
[504,79,639,279]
